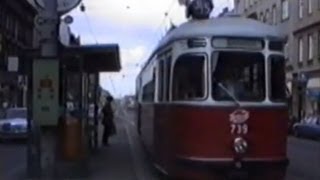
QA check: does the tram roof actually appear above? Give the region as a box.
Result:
[157,16,284,50]
[138,16,285,77]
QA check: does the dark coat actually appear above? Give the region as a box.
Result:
[102,103,116,136]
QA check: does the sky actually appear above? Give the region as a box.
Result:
[67,0,233,98]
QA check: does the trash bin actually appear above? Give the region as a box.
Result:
[58,114,83,161]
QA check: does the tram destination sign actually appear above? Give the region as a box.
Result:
[212,38,264,50]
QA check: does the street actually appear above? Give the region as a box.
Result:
[0,141,26,179]
[0,109,319,180]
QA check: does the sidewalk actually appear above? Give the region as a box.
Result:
[89,117,138,180]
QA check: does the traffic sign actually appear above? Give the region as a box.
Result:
[33,0,82,15]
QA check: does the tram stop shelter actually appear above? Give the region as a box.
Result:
[55,44,121,178]
[61,43,121,149]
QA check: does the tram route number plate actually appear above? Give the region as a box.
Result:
[231,124,248,135]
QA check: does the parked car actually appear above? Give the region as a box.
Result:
[0,108,28,141]
[293,116,320,140]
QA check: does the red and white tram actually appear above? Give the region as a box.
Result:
[135,15,288,179]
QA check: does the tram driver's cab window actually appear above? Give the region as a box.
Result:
[270,55,286,101]
[172,54,206,101]
[212,52,265,102]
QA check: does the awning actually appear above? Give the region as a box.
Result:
[306,78,320,101]
[307,77,320,89]
[62,44,121,73]
[306,89,320,101]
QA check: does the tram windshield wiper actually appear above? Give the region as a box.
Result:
[213,78,241,107]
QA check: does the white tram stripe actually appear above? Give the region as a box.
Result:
[177,156,287,162]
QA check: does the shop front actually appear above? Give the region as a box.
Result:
[305,77,320,115]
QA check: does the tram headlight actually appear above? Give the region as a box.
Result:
[233,137,248,154]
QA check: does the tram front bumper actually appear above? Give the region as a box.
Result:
[174,156,289,179]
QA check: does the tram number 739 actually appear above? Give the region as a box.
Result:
[231,124,248,135]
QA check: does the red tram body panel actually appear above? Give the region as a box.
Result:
[135,16,289,179]
[139,104,288,179]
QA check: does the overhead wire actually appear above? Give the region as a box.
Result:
[154,0,176,39]
[80,2,99,44]
[140,0,177,65]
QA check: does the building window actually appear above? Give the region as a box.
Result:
[318,31,320,60]
[299,0,304,19]
[249,0,254,6]
[272,6,277,25]
[308,34,314,60]
[281,0,289,20]
[245,0,249,9]
[284,42,289,61]
[298,37,303,62]
[308,0,313,14]
[265,9,270,24]
[259,12,264,21]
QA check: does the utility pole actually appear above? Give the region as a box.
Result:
[28,0,59,178]
[28,0,83,178]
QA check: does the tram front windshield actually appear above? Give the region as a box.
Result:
[212,51,265,102]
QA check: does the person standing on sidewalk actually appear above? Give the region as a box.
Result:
[102,96,116,146]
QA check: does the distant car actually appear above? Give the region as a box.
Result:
[293,117,320,140]
[0,108,28,141]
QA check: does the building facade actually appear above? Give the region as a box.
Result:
[0,0,36,108]
[234,0,320,119]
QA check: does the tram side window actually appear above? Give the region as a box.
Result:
[142,70,156,102]
[270,55,286,101]
[165,57,171,101]
[158,60,164,101]
[142,81,155,102]
[172,54,205,101]
[158,57,172,102]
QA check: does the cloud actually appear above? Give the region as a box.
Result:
[121,46,146,67]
